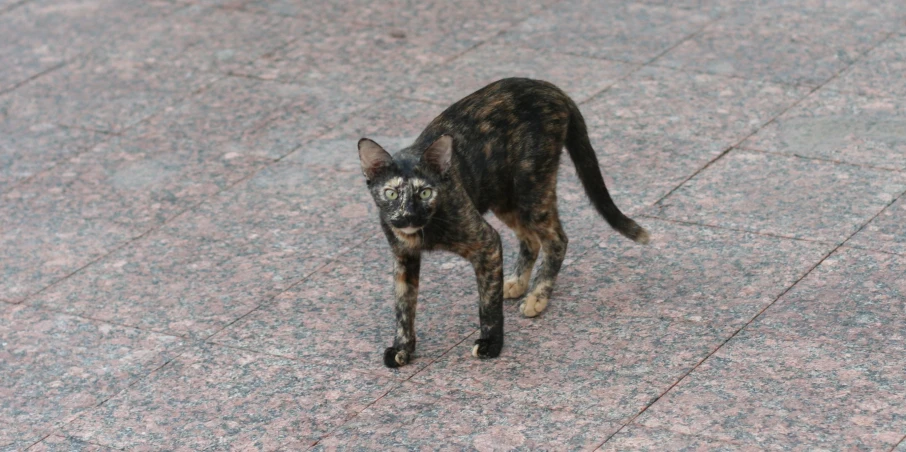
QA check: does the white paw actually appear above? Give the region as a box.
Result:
[519,293,548,318]
[503,277,527,299]
[471,344,479,357]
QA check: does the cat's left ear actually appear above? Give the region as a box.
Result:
[422,135,453,175]
[358,138,393,181]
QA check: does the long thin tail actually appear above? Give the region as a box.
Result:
[564,101,650,244]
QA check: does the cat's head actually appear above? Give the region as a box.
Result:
[357,135,453,236]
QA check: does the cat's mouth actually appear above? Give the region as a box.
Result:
[396,226,423,235]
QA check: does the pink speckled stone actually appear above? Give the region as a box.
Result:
[848,195,906,256]
[2,52,220,133]
[63,344,398,451]
[0,0,177,92]
[29,435,118,452]
[282,97,442,171]
[576,66,809,210]
[411,313,725,423]
[0,304,183,449]
[502,0,713,63]
[827,33,906,99]
[539,218,832,332]
[601,425,759,451]
[0,120,103,194]
[648,149,906,243]
[30,165,374,338]
[741,88,906,170]
[655,5,895,86]
[748,246,906,348]
[636,327,906,449]
[313,382,620,450]
[400,44,634,105]
[210,235,482,379]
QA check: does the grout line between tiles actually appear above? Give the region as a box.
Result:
[593,128,904,452]
[200,229,380,342]
[590,34,906,450]
[303,330,479,451]
[25,341,195,452]
[738,146,906,173]
[591,244,841,450]
[15,93,374,311]
[648,30,900,208]
[891,434,906,452]
[635,213,843,245]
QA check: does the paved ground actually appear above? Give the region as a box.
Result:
[2,0,905,450]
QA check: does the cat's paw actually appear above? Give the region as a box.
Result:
[471,338,503,359]
[503,277,528,299]
[383,347,411,368]
[519,293,548,318]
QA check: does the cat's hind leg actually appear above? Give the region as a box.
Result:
[521,210,568,318]
[494,210,541,299]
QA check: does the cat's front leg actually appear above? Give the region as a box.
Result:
[384,253,421,368]
[464,224,505,360]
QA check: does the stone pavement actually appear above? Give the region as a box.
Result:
[1,0,905,449]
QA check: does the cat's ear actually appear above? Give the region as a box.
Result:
[422,135,453,174]
[358,138,393,181]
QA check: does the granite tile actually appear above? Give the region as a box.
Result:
[345,0,558,30]
[0,0,176,92]
[741,89,906,170]
[0,121,102,193]
[144,76,364,159]
[568,66,809,211]
[0,421,46,451]
[282,97,441,171]
[0,77,360,303]
[648,149,906,243]
[399,43,635,105]
[0,304,183,443]
[748,246,906,349]
[63,344,398,451]
[29,435,118,452]
[534,218,831,333]
[210,233,482,379]
[233,25,468,98]
[97,5,303,75]
[636,328,906,449]
[583,66,810,148]
[411,314,725,423]
[601,425,757,451]
[897,438,906,452]
[848,194,906,256]
[655,6,892,86]
[30,165,374,338]
[0,201,134,304]
[634,0,732,16]
[312,382,620,451]
[827,34,906,99]
[502,0,713,63]
[2,52,220,133]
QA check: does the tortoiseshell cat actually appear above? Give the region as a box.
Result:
[358,78,649,368]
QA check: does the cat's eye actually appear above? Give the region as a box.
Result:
[384,188,398,200]
[419,188,433,199]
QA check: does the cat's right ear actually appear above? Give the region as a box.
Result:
[358,138,393,181]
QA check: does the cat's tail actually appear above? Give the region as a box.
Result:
[564,100,650,245]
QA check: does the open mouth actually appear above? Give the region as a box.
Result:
[397,226,422,235]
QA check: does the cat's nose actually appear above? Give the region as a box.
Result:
[390,216,414,228]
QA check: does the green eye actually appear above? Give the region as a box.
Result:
[384,189,398,200]
[419,188,433,199]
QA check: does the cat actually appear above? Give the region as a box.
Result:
[357,78,649,368]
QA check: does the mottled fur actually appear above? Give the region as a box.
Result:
[358,78,649,368]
